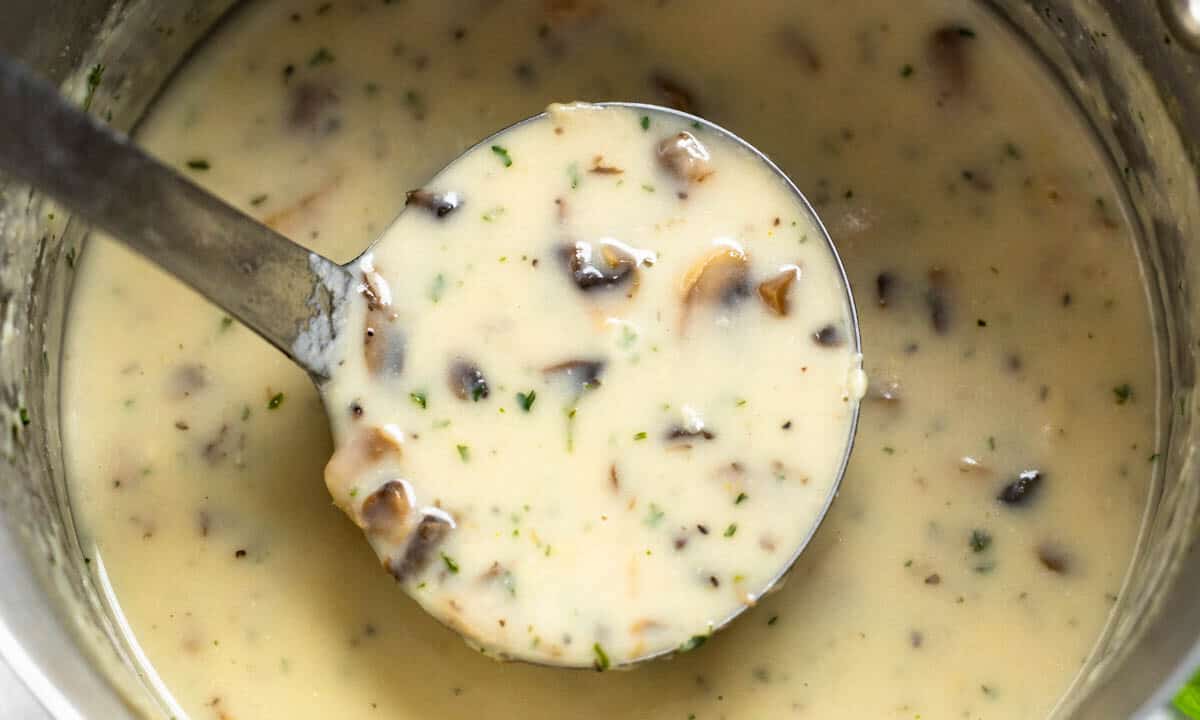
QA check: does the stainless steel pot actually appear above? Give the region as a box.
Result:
[1,1,1198,717]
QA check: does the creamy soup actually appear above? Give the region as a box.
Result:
[321,102,862,666]
[62,0,1156,718]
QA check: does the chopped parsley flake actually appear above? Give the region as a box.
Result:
[640,115,650,130]
[308,47,335,66]
[219,316,234,331]
[645,503,665,527]
[634,431,648,441]
[1113,383,1133,404]
[516,390,536,412]
[456,444,470,462]
[592,643,611,671]
[735,492,748,505]
[678,635,707,652]
[18,408,30,426]
[267,392,285,410]
[491,145,513,167]
[249,194,268,206]
[900,64,915,77]
[641,183,656,193]
[185,158,211,171]
[568,162,581,190]
[441,552,460,573]
[83,64,105,111]
[970,529,993,553]
[430,273,446,303]
[724,523,738,537]
[410,391,427,409]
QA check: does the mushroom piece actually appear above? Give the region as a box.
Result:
[561,239,656,294]
[757,265,801,316]
[658,131,714,183]
[448,360,490,401]
[364,309,406,376]
[650,72,699,114]
[928,25,976,100]
[680,245,750,311]
[405,188,464,218]
[997,469,1042,506]
[361,479,415,543]
[543,358,606,393]
[387,510,455,581]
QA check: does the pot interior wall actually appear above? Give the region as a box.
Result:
[0,2,1197,718]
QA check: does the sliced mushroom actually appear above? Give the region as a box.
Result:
[562,240,634,291]
[364,309,405,376]
[387,510,455,581]
[813,324,844,347]
[650,72,698,113]
[680,245,750,311]
[405,189,464,218]
[928,25,976,100]
[361,480,415,542]
[658,132,714,183]
[543,358,605,393]
[997,469,1042,506]
[757,265,801,316]
[448,360,489,401]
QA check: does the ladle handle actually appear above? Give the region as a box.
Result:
[0,56,349,379]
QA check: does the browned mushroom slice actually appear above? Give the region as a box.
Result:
[364,308,406,376]
[928,25,976,100]
[757,265,801,316]
[657,132,714,183]
[650,72,699,114]
[680,245,750,312]
[562,240,634,291]
[405,188,464,218]
[813,324,844,347]
[388,510,455,581]
[543,358,606,393]
[361,480,415,543]
[448,359,489,401]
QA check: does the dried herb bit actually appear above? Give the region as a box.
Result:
[441,552,460,573]
[678,634,708,653]
[410,391,427,409]
[876,271,898,307]
[723,523,738,537]
[649,71,698,113]
[491,144,513,168]
[925,268,952,334]
[185,158,211,171]
[542,358,606,393]
[405,189,464,218]
[1113,383,1133,404]
[267,392,285,410]
[308,47,335,66]
[456,444,470,462]
[813,324,844,347]
[900,63,915,78]
[969,529,992,553]
[592,642,611,672]
[640,115,651,131]
[1037,542,1071,574]
[448,360,489,401]
[735,492,749,505]
[516,390,537,412]
[997,469,1042,506]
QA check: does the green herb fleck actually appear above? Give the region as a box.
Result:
[882,446,895,455]
[568,162,581,190]
[309,47,335,66]
[456,444,470,462]
[735,492,748,505]
[250,194,268,206]
[349,487,358,498]
[186,158,211,171]
[1113,383,1133,404]
[640,115,650,131]
[219,316,234,331]
[491,145,513,168]
[430,273,446,303]
[593,643,611,671]
[641,183,656,193]
[18,408,30,426]
[900,64,915,78]
[645,503,665,527]
[1004,142,1022,159]
[735,398,748,407]
[241,405,251,421]
[1150,453,1161,463]
[83,64,104,111]
[516,390,536,412]
[268,392,285,410]
[441,552,460,573]
[65,247,77,269]
[957,26,977,38]
[767,615,779,626]
[987,435,996,451]
[618,325,638,349]
[678,635,707,652]
[724,523,738,537]
[482,206,506,222]
[410,391,427,410]
[970,529,993,553]
[634,431,648,441]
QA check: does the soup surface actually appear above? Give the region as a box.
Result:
[321,102,863,667]
[62,0,1156,717]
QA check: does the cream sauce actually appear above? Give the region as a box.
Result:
[61,0,1156,718]
[321,102,861,666]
